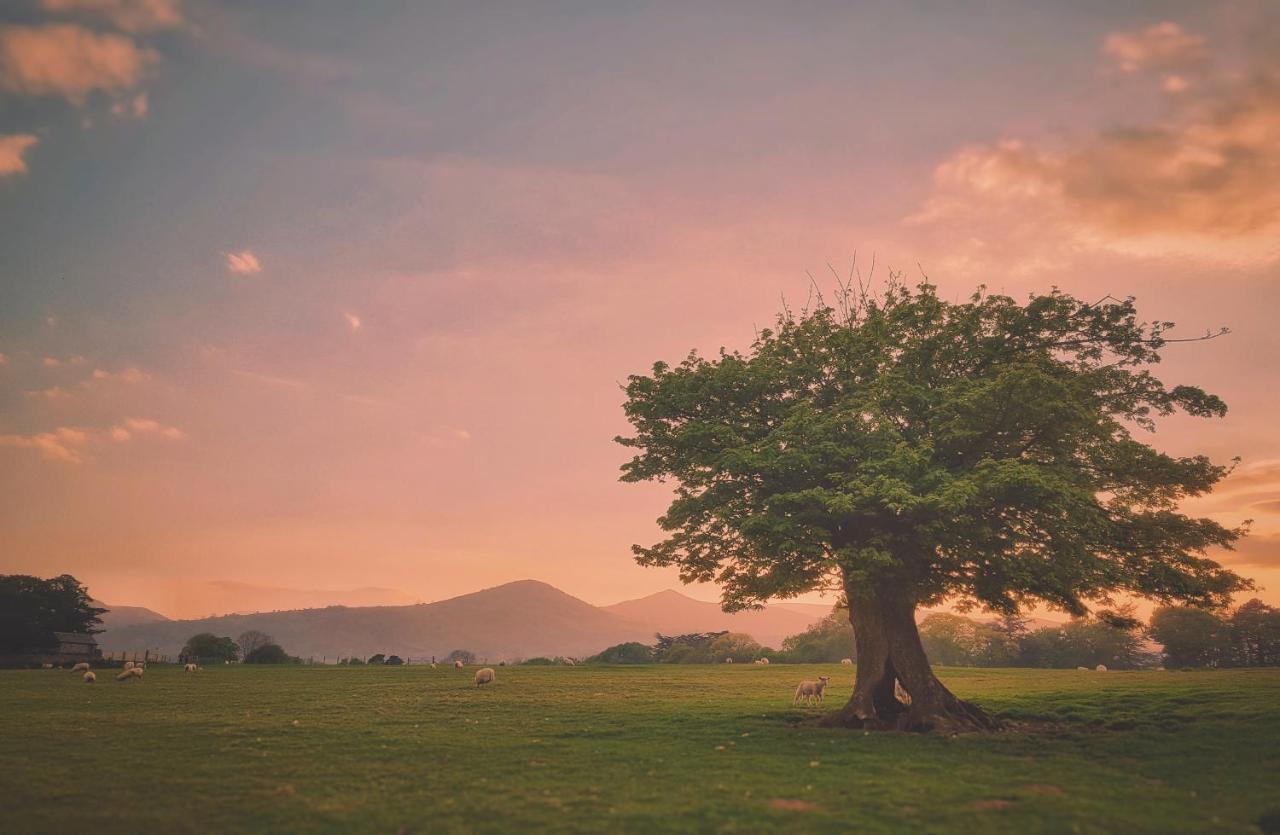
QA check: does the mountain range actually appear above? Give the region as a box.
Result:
[95,580,834,661]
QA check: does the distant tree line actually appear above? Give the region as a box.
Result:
[1150,599,1280,668]
[180,630,300,664]
[585,599,1280,670]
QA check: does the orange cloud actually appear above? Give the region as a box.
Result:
[908,58,1280,265]
[0,426,88,463]
[225,249,262,275]
[1103,22,1208,74]
[0,134,39,176]
[0,24,157,104]
[344,312,361,331]
[40,0,183,34]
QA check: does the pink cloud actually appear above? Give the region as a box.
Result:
[90,366,149,383]
[40,0,184,34]
[110,416,185,442]
[0,134,39,176]
[344,312,361,331]
[0,427,88,463]
[225,249,262,275]
[1103,22,1208,74]
[0,24,157,104]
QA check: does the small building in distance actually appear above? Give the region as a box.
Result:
[51,632,103,665]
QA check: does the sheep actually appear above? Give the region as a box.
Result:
[71,662,91,673]
[840,658,853,666]
[1077,666,1090,671]
[758,657,769,665]
[184,663,199,672]
[430,662,438,669]
[1095,664,1108,672]
[474,667,495,687]
[724,657,734,664]
[116,667,144,682]
[562,658,575,666]
[41,663,53,669]
[123,661,135,670]
[793,676,830,706]
[83,671,96,683]
[454,660,464,669]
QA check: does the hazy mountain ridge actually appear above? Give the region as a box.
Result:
[97,580,656,661]
[602,590,830,648]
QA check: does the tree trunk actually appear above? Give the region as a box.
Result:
[821,585,997,733]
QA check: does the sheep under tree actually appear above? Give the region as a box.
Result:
[618,280,1247,732]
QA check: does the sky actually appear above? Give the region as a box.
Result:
[1,0,1279,619]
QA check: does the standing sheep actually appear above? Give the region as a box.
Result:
[71,662,91,673]
[454,660,464,669]
[793,676,830,706]
[184,663,199,672]
[83,671,96,683]
[116,667,144,682]
[840,658,853,666]
[724,658,734,664]
[474,668,495,687]
[757,657,769,665]
[123,661,135,670]
[1095,664,1108,672]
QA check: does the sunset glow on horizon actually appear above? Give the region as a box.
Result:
[2,1,1279,618]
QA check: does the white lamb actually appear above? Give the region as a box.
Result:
[840,658,853,666]
[454,660,464,669]
[1095,664,1108,672]
[474,667,495,687]
[116,667,144,682]
[71,662,90,673]
[724,657,734,664]
[793,676,830,706]
[184,663,199,672]
[83,671,96,683]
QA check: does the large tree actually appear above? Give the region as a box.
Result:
[617,282,1248,731]
[0,574,105,655]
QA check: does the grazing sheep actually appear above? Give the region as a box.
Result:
[758,657,769,665]
[562,658,575,666]
[724,657,734,664]
[454,660,464,669]
[1095,664,1108,672]
[184,663,198,672]
[474,667,495,687]
[83,671,96,683]
[840,658,853,666]
[793,676,830,706]
[116,667,144,682]
[71,662,90,673]
[894,679,912,706]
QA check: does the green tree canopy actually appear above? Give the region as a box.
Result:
[618,281,1248,731]
[181,633,239,663]
[244,643,293,664]
[0,574,105,655]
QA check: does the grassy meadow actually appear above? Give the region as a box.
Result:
[2,664,1278,834]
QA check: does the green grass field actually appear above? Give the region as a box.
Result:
[3,664,1278,834]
